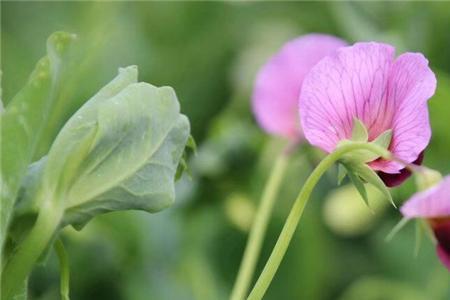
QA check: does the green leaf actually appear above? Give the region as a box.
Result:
[350,162,395,208]
[42,66,139,200]
[1,32,76,248]
[351,118,369,142]
[17,67,190,229]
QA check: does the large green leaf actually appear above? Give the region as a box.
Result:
[16,66,190,229]
[0,32,76,248]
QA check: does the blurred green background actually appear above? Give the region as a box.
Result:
[2,1,450,300]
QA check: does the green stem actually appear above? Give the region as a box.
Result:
[1,202,62,300]
[54,239,70,300]
[247,142,389,300]
[230,151,290,300]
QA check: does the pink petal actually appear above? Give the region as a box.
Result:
[299,42,395,152]
[378,152,424,187]
[252,34,347,140]
[370,53,436,173]
[300,42,436,174]
[400,176,450,219]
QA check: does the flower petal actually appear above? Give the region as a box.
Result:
[400,176,450,219]
[299,42,395,152]
[252,34,347,139]
[377,151,424,187]
[370,53,436,173]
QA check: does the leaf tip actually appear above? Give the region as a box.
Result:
[47,31,77,58]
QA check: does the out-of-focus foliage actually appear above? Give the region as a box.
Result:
[323,184,388,237]
[2,2,450,300]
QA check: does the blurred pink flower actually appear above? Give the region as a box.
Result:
[401,176,450,271]
[299,42,436,186]
[252,34,347,141]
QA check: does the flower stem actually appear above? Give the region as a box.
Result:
[230,150,290,300]
[246,142,389,300]
[54,238,70,300]
[1,201,62,300]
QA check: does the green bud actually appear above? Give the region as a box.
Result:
[17,66,191,230]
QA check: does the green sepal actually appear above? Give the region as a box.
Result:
[338,119,393,165]
[346,168,369,207]
[175,135,196,181]
[338,140,383,164]
[372,129,392,149]
[350,162,395,208]
[186,135,197,155]
[175,156,190,181]
[337,164,347,186]
[335,119,394,207]
[351,118,369,142]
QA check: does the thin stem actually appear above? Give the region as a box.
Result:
[385,218,410,242]
[230,151,290,300]
[54,239,70,300]
[247,142,389,300]
[1,201,62,300]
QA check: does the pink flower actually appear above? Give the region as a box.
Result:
[299,42,436,186]
[252,34,347,141]
[400,176,450,271]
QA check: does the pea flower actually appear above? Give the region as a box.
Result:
[299,42,436,186]
[400,176,450,270]
[252,34,347,141]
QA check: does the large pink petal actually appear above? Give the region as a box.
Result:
[252,34,347,140]
[370,53,436,173]
[299,42,395,152]
[400,176,450,219]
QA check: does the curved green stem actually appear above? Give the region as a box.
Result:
[54,239,70,300]
[230,151,290,300]
[1,202,62,300]
[247,142,389,300]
